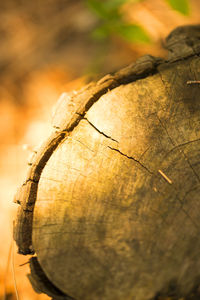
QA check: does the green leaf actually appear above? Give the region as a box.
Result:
[116,24,150,43]
[91,25,110,40]
[165,0,190,15]
[86,0,120,20]
[102,0,130,10]
[86,0,110,19]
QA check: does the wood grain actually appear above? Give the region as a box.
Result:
[14,25,200,300]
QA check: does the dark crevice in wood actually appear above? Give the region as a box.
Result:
[14,50,200,255]
[107,145,153,175]
[14,55,162,255]
[154,88,200,187]
[13,24,200,300]
[165,138,200,157]
[83,117,119,143]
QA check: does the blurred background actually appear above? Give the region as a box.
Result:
[0,0,200,299]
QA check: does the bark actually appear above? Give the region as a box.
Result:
[14,25,200,300]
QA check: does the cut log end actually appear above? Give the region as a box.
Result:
[14,25,200,300]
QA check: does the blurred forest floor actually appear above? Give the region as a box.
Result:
[0,0,200,299]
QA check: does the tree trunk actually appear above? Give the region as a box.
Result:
[14,25,200,300]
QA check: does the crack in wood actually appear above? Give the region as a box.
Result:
[14,54,163,255]
[156,113,200,187]
[107,145,153,175]
[83,117,119,143]
[13,25,200,300]
[166,138,200,156]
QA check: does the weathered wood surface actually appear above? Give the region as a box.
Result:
[14,25,200,300]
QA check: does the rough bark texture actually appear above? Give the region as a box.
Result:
[14,25,200,300]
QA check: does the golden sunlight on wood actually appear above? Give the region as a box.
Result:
[1,1,200,299]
